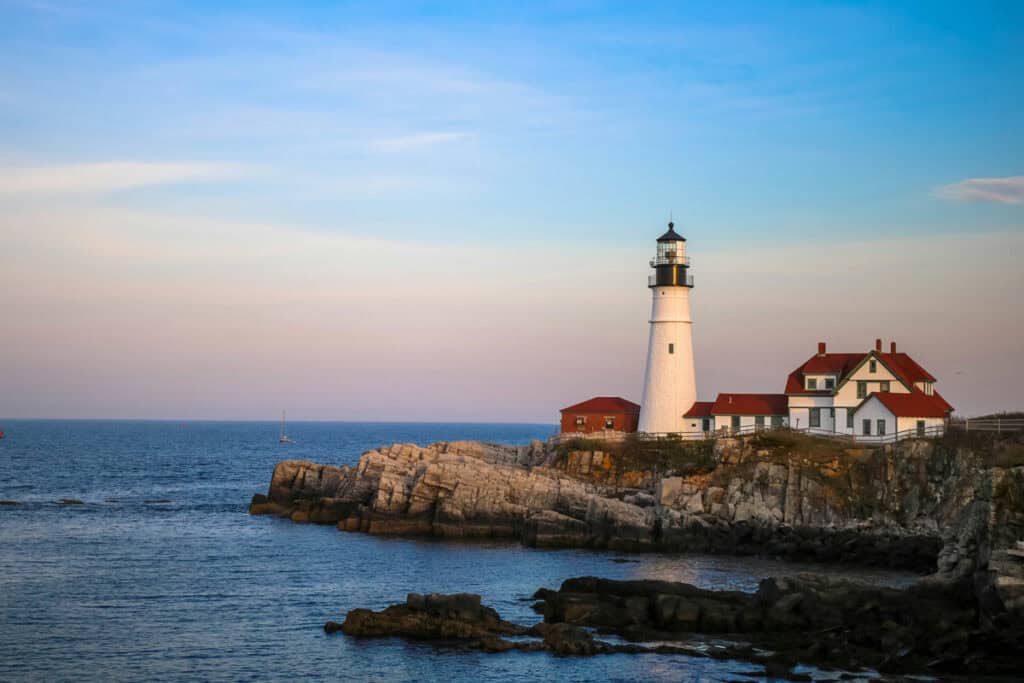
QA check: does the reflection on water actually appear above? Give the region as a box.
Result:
[0,420,915,681]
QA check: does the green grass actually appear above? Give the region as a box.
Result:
[555,435,717,475]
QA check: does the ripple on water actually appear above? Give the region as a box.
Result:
[0,420,914,682]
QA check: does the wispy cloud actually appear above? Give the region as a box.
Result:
[369,132,477,153]
[936,176,1024,205]
[0,161,253,195]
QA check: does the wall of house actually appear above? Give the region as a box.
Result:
[713,414,788,433]
[800,374,839,391]
[787,394,836,432]
[560,411,639,434]
[896,416,945,435]
[852,399,896,437]
[913,381,936,396]
[833,356,909,406]
[681,416,715,434]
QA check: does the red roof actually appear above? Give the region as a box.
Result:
[560,396,640,414]
[866,390,953,418]
[878,352,936,384]
[711,393,788,416]
[683,401,714,417]
[785,349,936,395]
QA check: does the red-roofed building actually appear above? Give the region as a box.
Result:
[785,339,952,437]
[559,397,641,435]
[710,393,790,433]
[682,401,715,434]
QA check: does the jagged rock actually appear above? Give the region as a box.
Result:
[250,433,1024,575]
[329,571,1024,675]
[336,592,527,640]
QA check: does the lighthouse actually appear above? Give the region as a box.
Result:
[637,221,697,434]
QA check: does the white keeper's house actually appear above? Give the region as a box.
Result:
[679,339,953,440]
[783,338,952,439]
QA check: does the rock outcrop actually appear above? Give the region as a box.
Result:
[251,432,1024,582]
[328,575,1024,678]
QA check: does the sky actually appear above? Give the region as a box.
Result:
[1,0,1022,421]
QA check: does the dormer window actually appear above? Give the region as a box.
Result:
[806,378,818,390]
[824,377,835,390]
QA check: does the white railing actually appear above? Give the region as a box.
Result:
[554,419,1020,450]
[650,256,691,267]
[639,423,949,444]
[952,417,1024,433]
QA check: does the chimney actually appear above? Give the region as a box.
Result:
[817,341,826,355]
[875,338,882,352]
[890,341,896,353]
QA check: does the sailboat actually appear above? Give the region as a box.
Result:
[279,410,293,444]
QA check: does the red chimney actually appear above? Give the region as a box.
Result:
[890,341,896,353]
[875,338,882,352]
[817,342,826,355]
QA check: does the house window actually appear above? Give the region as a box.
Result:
[917,420,926,437]
[702,418,711,432]
[829,408,835,418]
[877,419,886,436]
[846,410,854,429]
[755,416,765,430]
[668,343,674,354]
[880,381,890,393]
[771,415,782,428]
[862,419,871,435]
[604,417,615,429]
[857,382,867,399]
[869,360,877,373]
[731,415,740,431]
[825,378,835,390]
[575,416,586,426]
[807,378,818,390]
[809,408,821,428]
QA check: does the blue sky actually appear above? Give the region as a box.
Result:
[1,1,1022,420]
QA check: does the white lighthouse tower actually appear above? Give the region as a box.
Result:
[638,221,697,434]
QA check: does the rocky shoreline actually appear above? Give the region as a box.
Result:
[250,433,1021,577]
[328,573,1023,679]
[252,431,1024,678]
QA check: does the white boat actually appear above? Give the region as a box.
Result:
[279,411,293,444]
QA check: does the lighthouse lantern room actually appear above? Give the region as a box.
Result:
[637,221,698,434]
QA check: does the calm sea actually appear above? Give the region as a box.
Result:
[0,420,915,682]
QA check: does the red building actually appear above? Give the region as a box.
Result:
[559,396,641,434]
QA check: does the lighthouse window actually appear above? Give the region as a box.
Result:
[668,343,674,354]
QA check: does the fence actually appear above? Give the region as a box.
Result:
[952,417,1024,434]
[553,418,1022,449]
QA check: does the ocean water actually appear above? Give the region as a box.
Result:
[0,420,917,682]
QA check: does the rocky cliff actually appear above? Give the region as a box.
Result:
[250,431,1024,608]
